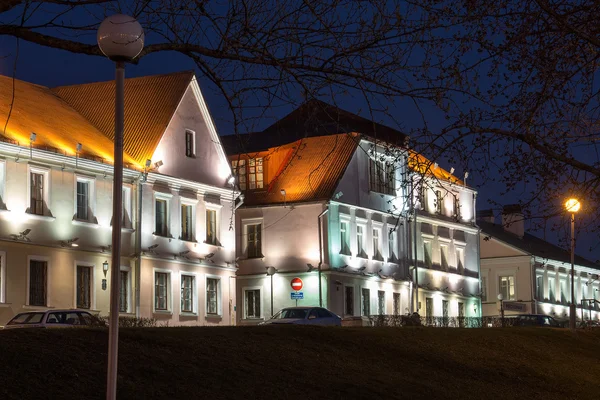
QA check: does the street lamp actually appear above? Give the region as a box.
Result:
[565,198,581,331]
[497,293,504,327]
[266,266,278,317]
[97,14,144,400]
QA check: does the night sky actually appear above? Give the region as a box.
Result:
[1,34,597,262]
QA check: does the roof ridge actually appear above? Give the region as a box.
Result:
[51,70,194,90]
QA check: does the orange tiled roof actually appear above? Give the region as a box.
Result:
[408,150,463,185]
[53,71,193,166]
[0,74,137,165]
[236,133,359,206]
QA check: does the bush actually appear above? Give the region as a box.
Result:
[95,315,158,328]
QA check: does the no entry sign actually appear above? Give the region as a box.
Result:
[290,277,303,291]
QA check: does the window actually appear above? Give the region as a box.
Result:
[369,157,395,195]
[536,275,543,300]
[393,293,400,315]
[345,286,354,316]
[361,288,370,316]
[231,158,264,190]
[418,184,427,210]
[155,272,169,311]
[357,225,366,258]
[30,172,44,215]
[76,181,89,220]
[119,270,129,313]
[442,300,449,319]
[425,297,433,318]
[340,221,350,255]
[548,276,556,302]
[76,265,92,309]
[206,278,219,315]
[423,241,432,268]
[0,253,4,304]
[122,186,132,228]
[155,198,168,236]
[181,274,195,313]
[378,290,385,315]
[245,289,261,319]
[435,190,443,214]
[453,197,461,219]
[499,276,515,301]
[181,204,194,241]
[185,130,195,157]
[206,209,217,245]
[29,260,47,306]
[481,277,487,302]
[388,230,397,261]
[247,223,262,258]
[560,279,567,304]
[440,245,449,270]
[372,228,383,261]
[456,248,465,272]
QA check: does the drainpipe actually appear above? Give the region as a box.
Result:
[134,175,144,318]
[473,192,482,318]
[317,205,329,307]
[531,258,537,315]
[411,177,419,315]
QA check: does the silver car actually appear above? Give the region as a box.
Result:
[3,310,98,329]
[260,307,342,326]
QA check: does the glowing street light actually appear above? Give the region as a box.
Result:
[97,14,144,400]
[565,198,581,331]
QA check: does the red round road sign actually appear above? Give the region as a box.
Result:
[290,277,303,291]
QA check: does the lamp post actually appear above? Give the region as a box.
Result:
[266,266,278,317]
[97,14,144,400]
[497,293,504,327]
[565,198,581,331]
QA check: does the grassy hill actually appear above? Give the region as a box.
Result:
[0,326,599,399]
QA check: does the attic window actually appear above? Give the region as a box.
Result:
[231,158,264,190]
[369,157,395,195]
[185,130,195,158]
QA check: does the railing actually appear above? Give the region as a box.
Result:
[366,315,541,328]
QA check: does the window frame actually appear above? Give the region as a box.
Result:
[387,229,397,262]
[73,261,95,310]
[27,165,51,217]
[180,272,198,315]
[339,215,351,255]
[0,160,6,210]
[455,246,465,272]
[26,256,50,307]
[481,275,488,302]
[205,203,222,246]
[185,129,196,158]
[499,275,516,301]
[435,190,444,214]
[152,269,172,313]
[0,251,6,304]
[179,196,198,242]
[356,222,367,258]
[440,244,449,270]
[377,290,385,315]
[243,286,262,319]
[344,285,355,316]
[368,156,395,195]
[119,266,131,314]
[393,292,401,316]
[74,175,96,223]
[361,287,371,316]
[122,185,133,229]
[372,224,383,261]
[423,240,432,268]
[205,275,222,316]
[243,218,264,259]
[153,192,172,237]
[548,275,556,302]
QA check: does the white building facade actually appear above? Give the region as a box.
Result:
[0,71,238,326]
[479,206,600,323]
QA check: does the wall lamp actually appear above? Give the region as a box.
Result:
[154,160,164,169]
[103,260,109,277]
[60,237,79,247]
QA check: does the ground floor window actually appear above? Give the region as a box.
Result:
[245,289,261,319]
[425,297,433,318]
[76,265,92,309]
[155,272,169,311]
[119,270,129,313]
[345,286,354,316]
[377,290,385,315]
[181,274,195,313]
[29,260,47,306]
[393,292,400,315]
[361,288,370,316]
[206,278,219,315]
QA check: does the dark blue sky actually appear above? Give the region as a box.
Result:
[1,34,597,262]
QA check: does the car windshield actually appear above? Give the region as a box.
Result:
[7,312,45,325]
[271,309,309,319]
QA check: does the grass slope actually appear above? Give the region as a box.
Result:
[0,327,599,399]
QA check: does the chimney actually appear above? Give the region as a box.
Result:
[502,204,524,238]
[477,209,495,224]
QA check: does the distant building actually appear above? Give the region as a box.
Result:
[223,100,481,324]
[0,71,238,326]
[479,205,600,322]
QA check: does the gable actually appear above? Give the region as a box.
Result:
[480,233,529,258]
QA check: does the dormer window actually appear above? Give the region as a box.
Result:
[369,157,395,195]
[231,158,264,190]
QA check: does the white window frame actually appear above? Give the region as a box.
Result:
[74,174,96,223]
[559,276,568,303]
[393,292,401,315]
[205,274,222,317]
[119,265,132,314]
[122,185,133,229]
[73,260,95,310]
[440,244,449,270]
[152,268,173,314]
[377,290,386,315]
[499,275,516,301]
[361,286,371,316]
[153,192,172,237]
[242,217,263,258]
[27,165,51,216]
[455,246,465,271]
[423,240,432,268]
[26,255,50,307]
[0,250,6,303]
[339,214,351,255]
[179,196,198,242]
[205,202,222,246]
[481,274,488,302]
[435,189,444,214]
[372,222,383,261]
[387,229,397,262]
[243,285,263,319]
[180,271,199,315]
[548,274,556,302]
[344,285,355,316]
[356,220,367,258]
[185,129,196,158]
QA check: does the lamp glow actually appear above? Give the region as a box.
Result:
[565,198,581,213]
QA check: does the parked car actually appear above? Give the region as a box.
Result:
[506,314,561,328]
[3,310,98,329]
[260,307,342,326]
